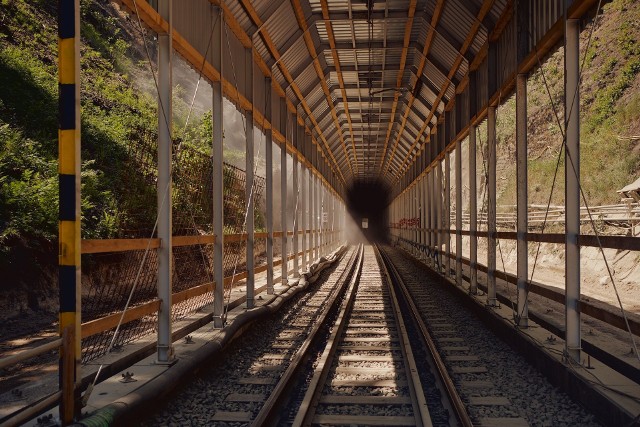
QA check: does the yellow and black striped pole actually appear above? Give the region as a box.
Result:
[58,0,81,423]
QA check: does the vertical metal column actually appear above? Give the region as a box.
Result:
[516,74,529,327]
[280,101,288,285]
[212,5,225,328]
[487,106,497,306]
[292,136,299,277]
[565,17,581,363]
[469,125,478,294]
[301,155,308,270]
[58,0,81,421]
[311,150,317,260]
[245,47,255,308]
[445,149,451,276]
[455,138,462,286]
[265,79,274,294]
[157,0,173,362]
[308,146,314,261]
[436,158,443,270]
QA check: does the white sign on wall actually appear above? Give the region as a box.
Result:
[362,218,369,229]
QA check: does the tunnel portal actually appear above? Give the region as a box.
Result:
[346,179,390,244]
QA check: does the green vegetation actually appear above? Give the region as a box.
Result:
[494,0,640,209]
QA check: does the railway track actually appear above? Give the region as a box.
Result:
[380,245,600,427]
[145,244,600,426]
[288,244,431,426]
[206,246,360,424]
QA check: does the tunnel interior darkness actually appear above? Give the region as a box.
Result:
[346,179,391,243]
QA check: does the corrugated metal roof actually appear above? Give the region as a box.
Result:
[174,0,572,188]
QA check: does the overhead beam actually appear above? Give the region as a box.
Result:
[395,0,496,182]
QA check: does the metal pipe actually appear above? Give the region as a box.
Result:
[265,78,274,294]
[212,5,225,328]
[280,99,288,285]
[245,46,255,308]
[565,17,581,363]
[58,0,81,422]
[455,138,462,286]
[469,125,478,294]
[516,73,529,327]
[292,136,300,278]
[487,105,497,306]
[445,149,451,276]
[301,143,308,271]
[156,0,173,361]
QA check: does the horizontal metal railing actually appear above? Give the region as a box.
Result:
[0,229,340,426]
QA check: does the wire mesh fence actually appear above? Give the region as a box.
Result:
[80,140,266,363]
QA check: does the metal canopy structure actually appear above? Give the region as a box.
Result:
[118,0,601,199]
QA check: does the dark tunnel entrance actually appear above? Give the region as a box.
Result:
[346,179,390,244]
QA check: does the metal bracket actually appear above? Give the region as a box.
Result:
[119,371,137,383]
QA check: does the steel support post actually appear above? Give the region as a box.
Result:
[245,47,255,308]
[301,152,308,271]
[445,149,451,276]
[308,152,314,261]
[469,125,478,294]
[565,18,581,363]
[212,5,225,328]
[455,138,463,286]
[429,169,434,263]
[487,106,497,306]
[426,170,431,258]
[156,0,174,361]
[265,79,274,294]
[436,160,443,271]
[292,144,299,278]
[280,101,288,285]
[516,73,529,327]
[58,0,81,421]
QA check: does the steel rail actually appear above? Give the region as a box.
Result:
[378,245,473,427]
[293,244,430,427]
[291,244,364,427]
[251,244,363,426]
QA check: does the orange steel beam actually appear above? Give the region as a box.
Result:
[383,0,451,181]
[395,0,496,182]
[320,0,358,175]
[238,0,351,180]
[377,0,421,177]
[290,0,356,177]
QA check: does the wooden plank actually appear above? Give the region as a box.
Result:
[452,366,488,374]
[460,380,493,389]
[333,367,397,374]
[313,415,416,426]
[446,355,479,362]
[331,379,408,387]
[81,238,159,254]
[172,234,215,246]
[344,330,392,335]
[338,355,397,362]
[342,337,398,343]
[211,411,253,422]
[225,393,265,402]
[338,345,400,351]
[442,346,470,352]
[469,396,511,406]
[320,395,412,405]
[478,417,529,427]
[238,377,276,385]
[81,299,161,339]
